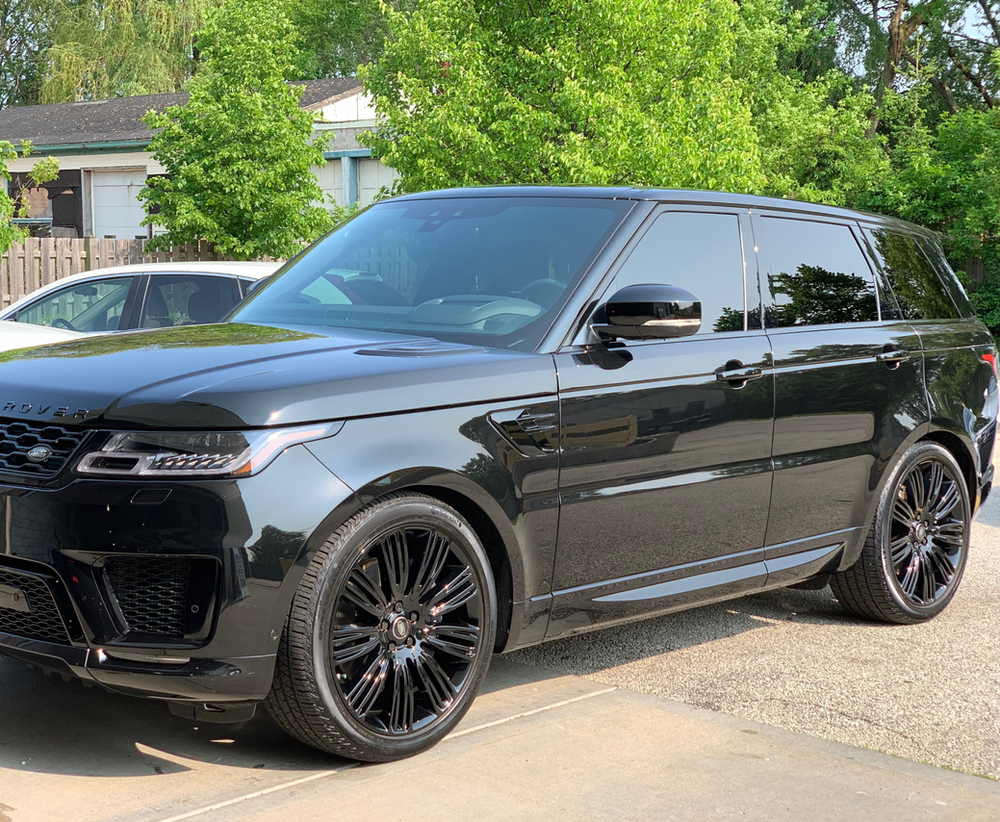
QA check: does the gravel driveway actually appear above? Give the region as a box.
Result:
[510,489,1000,779]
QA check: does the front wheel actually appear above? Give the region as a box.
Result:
[832,441,971,624]
[266,493,497,761]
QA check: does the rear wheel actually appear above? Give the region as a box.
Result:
[266,493,496,761]
[832,441,970,624]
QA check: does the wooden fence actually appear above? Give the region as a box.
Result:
[0,238,265,309]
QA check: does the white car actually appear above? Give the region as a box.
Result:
[0,261,281,341]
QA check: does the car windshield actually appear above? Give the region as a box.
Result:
[230,196,632,351]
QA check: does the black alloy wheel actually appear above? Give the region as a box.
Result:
[832,441,970,624]
[266,493,496,761]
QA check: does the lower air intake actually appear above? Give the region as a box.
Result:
[0,566,71,644]
[104,556,192,637]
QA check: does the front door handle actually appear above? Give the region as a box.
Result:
[716,362,764,387]
[876,347,910,368]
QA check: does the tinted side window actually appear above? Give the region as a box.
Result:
[917,235,973,318]
[761,217,878,327]
[863,229,960,321]
[142,275,239,328]
[614,211,747,334]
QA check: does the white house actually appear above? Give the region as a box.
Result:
[0,78,399,239]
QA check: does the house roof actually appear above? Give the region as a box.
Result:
[0,77,362,151]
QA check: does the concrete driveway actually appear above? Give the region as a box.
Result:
[2,495,1000,820]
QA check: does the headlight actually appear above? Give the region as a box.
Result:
[75,423,340,478]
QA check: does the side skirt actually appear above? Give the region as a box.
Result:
[537,531,854,642]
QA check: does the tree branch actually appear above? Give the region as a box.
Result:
[903,49,958,114]
[839,0,885,35]
[978,0,1000,44]
[946,42,995,107]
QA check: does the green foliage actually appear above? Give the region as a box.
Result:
[970,278,1000,334]
[140,0,333,260]
[0,0,53,106]
[360,0,764,193]
[285,0,405,79]
[0,142,59,254]
[755,72,889,206]
[40,0,221,102]
[734,0,888,207]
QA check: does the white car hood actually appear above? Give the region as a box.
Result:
[0,320,85,352]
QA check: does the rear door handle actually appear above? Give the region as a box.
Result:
[876,348,910,368]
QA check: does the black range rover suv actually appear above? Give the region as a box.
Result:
[0,188,995,761]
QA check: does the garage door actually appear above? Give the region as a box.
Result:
[358,159,400,206]
[91,170,148,239]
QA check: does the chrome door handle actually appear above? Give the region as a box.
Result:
[716,366,763,385]
[876,348,910,368]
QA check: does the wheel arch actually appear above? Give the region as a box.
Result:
[289,467,529,655]
[919,428,977,506]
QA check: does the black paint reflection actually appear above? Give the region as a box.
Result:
[767,264,877,327]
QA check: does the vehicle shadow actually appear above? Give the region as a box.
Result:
[507,584,847,676]
[0,655,344,778]
[0,647,583,779]
[0,585,844,780]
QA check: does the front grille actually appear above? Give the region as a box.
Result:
[979,422,996,470]
[0,419,88,478]
[0,567,71,644]
[104,556,192,637]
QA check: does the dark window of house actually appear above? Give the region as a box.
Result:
[613,211,748,333]
[762,217,878,327]
[863,229,961,321]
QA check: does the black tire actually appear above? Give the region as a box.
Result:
[832,441,970,624]
[265,493,497,761]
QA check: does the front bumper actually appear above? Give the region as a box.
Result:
[0,632,275,702]
[0,443,356,703]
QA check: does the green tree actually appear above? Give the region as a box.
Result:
[0,0,52,106]
[40,0,221,102]
[737,0,889,206]
[360,0,764,193]
[285,0,409,79]
[140,0,333,260]
[0,142,58,253]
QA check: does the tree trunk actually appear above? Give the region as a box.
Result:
[866,0,923,137]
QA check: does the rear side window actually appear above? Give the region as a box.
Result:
[613,211,748,333]
[760,217,878,327]
[916,235,973,318]
[142,275,239,328]
[863,229,961,320]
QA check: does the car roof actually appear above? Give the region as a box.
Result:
[389,186,931,236]
[0,260,283,318]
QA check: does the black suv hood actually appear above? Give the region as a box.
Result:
[0,324,555,429]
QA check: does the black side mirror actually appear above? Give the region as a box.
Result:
[592,284,701,340]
